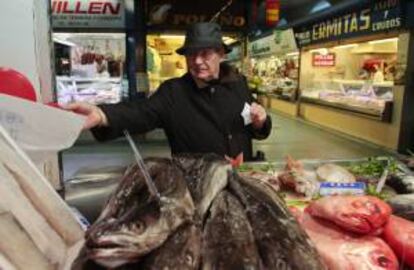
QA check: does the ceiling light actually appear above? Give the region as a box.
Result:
[309,48,329,55]
[159,34,185,39]
[368,38,398,44]
[333,44,358,49]
[286,52,299,56]
[53,37,76,47]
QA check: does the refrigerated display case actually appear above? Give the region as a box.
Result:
[301,79,394,121]
[299,37,399,122]
[53,33,126,105]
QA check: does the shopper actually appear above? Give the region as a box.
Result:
[66,22,272,161]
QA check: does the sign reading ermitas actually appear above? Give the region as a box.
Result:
[51,0,125,29]
[312,53,336,67]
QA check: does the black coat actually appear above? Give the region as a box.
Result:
[92,64,272,160]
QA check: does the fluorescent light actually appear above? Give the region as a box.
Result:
[53,37,76,47]
[334,44,358,49]
[369,38,398,44]
[309,48,328,55]
[223,36,237,45]
[286,52,299,56]
[159,34,185,39]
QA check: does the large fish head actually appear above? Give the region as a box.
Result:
[342,238,399,270]
[84,158,193,268]
[335,196,391,233]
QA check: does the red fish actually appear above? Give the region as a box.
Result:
[383,215,414,268]
[299,213,398,270]
[306,195,392,235]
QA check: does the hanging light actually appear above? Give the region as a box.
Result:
[265,0,280,27]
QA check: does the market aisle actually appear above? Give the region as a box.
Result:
[255,112,393,161]
[62,111,394,181]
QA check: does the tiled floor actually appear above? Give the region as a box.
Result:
[62,111,394,181]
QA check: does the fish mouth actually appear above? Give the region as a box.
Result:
[87,245,141,268]
[87,230,144,249]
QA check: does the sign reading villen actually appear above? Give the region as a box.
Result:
[51,0,125,29]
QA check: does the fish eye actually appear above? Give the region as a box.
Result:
[131,221,146,233]
[377,255,391,267]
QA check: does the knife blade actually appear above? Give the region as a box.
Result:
[123,130,161,201]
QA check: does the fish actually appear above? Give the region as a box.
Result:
[316,163,356,183]
[278,155,320,198]
[202,191,262,270]
[239,170,281,192]
[84,158,195,268]
[382,215,414,269]
[139,222,202,270]
[306,195,392,235]
[229,173,325,270]
[298,212,399,270]
[173,153,231,221]
[386,194,414,221]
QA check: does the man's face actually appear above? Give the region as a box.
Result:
[185,48,224,82]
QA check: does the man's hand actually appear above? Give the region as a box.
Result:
[64,102,108,130]
[250,102,267,129]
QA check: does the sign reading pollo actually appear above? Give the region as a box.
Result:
[51,0,125,29]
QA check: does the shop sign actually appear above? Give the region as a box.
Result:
[249,28,298,57]
[146,0,246,32]
[248,34,275,57]
[51,0,125,29]
[294,0,402,47]
[312,53,336,67]
[274,29,298,54]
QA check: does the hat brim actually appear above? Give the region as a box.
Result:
[176,43,232,55]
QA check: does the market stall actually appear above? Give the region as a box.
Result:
[52,0,128,105]
[3,107,414,269]
[294,0,407,150]
[247,28,300,116]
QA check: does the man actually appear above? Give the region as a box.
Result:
[67,22,272,161]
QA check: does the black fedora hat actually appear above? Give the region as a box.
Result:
[176,22,232,55]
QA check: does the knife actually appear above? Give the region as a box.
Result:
[123,130,161,201]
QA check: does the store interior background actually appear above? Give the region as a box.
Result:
[51,0,414,184]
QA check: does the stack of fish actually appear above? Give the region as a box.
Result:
[72,154,325,269]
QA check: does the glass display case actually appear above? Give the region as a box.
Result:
[299,37,399,122]
[56,77,123,105]
[301,79,393,121]
[53,33,126,105]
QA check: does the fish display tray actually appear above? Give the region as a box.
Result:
[243,156,411,174]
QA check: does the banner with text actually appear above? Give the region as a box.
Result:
[52,0,125,29]
[146,0,247,32]
[294,0,402,47]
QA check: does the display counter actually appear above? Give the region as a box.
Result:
[299,85,404,150]
[56,76,123,105]
[300,79,394,122]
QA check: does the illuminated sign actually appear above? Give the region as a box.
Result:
[51,0,125,29]
[147,0,247,31]
[295,0,402,47]
[312,53,336,67]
